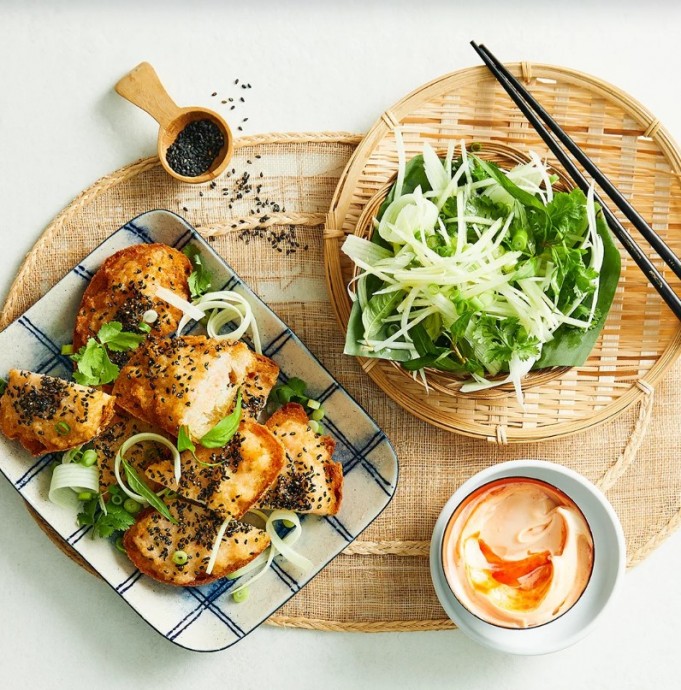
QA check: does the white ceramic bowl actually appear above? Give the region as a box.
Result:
[430,460,625,655]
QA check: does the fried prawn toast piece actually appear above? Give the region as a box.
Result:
[91,411,171,496]
[113,336,278,439]
[0,370,116,456]
[73,243,191,367]
[145,419,285,520]
[124,498,270,586]
[261,403,343,515]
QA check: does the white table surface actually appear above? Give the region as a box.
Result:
[2,2,680,688]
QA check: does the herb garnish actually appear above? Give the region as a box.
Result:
[177,424,198,460]
[121,458,177,524]
[71,321,145,386]
[270,377,308,405]
[183,246,213,299]
[78,497,136,539]
[199,388,242,448]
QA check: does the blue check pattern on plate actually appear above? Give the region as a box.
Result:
[0,210,398,652]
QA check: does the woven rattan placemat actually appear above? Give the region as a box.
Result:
[2,130,681,633]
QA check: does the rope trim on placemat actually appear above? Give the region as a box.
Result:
[266,615,455,632]
[343,540,430,556]
[597,388,655,492]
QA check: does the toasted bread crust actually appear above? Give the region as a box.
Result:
[145,419,285,520]
[113,336,278,438]
[91,411,170,495]
[262,403,343,515]
[73,243,191,367]
[123,499,270,587]
[0,370,116,456]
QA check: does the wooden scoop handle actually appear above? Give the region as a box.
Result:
[115,62,180,129]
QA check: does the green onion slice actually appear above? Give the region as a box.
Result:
[49,463,99,509]
[55,421,71,436]
[210,509,313,593]
[173,290,262,354]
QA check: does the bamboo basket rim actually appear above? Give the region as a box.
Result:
[323,63,681,443]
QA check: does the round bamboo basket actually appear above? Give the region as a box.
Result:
[324,63,681,443]
[350,141,573,398]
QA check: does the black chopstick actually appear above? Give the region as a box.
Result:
[470,41,681,321]
[476,43,681,283]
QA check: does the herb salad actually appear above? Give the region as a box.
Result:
[342,141,621,402]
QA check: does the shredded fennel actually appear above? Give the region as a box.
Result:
[342,142,606,404]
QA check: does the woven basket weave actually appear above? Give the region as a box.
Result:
[2,119,681,634]
[325,63,681,443]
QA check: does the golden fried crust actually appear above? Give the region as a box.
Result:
[73,243,191,367]
[261,403,343,515]
[91,411,170,496]
[145,419,285,520]
[113,336,278,439]
[123,499,270,587]
[0,370,116,456]
[244,353,279,418]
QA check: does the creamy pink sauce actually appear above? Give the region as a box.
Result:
[442,478,594,628]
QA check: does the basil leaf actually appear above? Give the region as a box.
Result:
[537,213,621,367]
[121,458,177,524]
[177,424,198,462]
[473,156,547,212]
[362,291,404,340]
[200,388,242,449]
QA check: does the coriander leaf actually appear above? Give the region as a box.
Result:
[183,246,213,298]
[71,338,120,386]
[77,496,99,528]
[93,503,136,539]
[200,388,242,448]
[122,458,177,524]
[177,424,197,460]
[97,321,146,352]
[546,189,588,241]
[78,497,136,539]
[0,377,7,396]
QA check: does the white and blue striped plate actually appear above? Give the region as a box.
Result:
[0,210,398,651]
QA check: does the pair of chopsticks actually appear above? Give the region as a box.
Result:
[471,42,681,321]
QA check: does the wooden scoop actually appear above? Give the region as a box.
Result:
[115,62,234,184]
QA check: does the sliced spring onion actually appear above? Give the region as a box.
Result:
[175,290,263,354]
[49,463,99,509]
[115,432,181,499]
[210,510,313,592]
[142,309,158,324]
[54,421,71,436]
[155,286,205,322]
[266,511,313,573]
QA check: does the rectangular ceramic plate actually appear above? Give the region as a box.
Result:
[0,210,398,651]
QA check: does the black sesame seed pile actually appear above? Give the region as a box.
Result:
[13,374,68,424]
[166,119,225,178]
